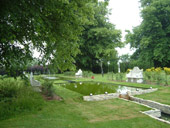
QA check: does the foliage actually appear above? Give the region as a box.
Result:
[83,71,94,78]
[127,69,131,73]
[164,67,170,75]
[0,0,96,77]
[63,71,75,76]
[126,0,170,67]
[107,72,126,82]
[41,80,55,97]
[75,1,122,73]
[163,67,170,85]
[63,70,94,78]
[26,65,48,75]
[0,78,44,120]
[119,54,131,72]
[144,67,170,85]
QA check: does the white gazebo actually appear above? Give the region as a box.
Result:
[75,69,83,78]
[126,67,143,83]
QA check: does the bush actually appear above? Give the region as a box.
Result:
[83,71,94,78]
[0,78,44,120]
[41,80,55,97]
[115,73,125,81]
[0,78,23,100]
[63,71,75,76]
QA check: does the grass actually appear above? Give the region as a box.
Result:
[1,74,170,127]
[54,85,83,99]
[0,78,44,120]
[0,90,169,128]
[137,86,170,105]
[53,74,170,105]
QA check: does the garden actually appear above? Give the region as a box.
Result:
[1,0,170,127]
[1,70,170,128]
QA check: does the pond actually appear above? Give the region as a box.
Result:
[57,82,146,96]
[43,76,74,81]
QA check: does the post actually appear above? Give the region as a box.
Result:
[107,61,110,73]
[100,60,104,77]
[118,61,120,73]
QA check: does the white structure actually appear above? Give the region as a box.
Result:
[117,61,120,73]
[126,67,143,83]
[117,86,129,95]
[75,69,83,78]
[29,72,41,92]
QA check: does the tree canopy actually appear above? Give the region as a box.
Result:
[0,0,96,76]
[126,0,170,68]
[75,1,122,73]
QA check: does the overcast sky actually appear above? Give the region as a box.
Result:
[107,0,142,56]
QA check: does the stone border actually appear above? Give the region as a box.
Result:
[128,88,157,96]
[130,96,170,115]
[83,88,157,101]
[120,98,170,125]
[142,110,170,125]
[83,93,119,101]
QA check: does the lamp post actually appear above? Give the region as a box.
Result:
[99,59,104,77]
[118,61,120,73]
[107,61,110,73]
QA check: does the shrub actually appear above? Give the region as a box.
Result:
[115,73,125,81]
[0,78,44,120]
[144,71,152,82]
[83,71,94,78]
[41,80,55,97]
[126,69,131,73]
[164,67,170,85]
[63,71,75,76]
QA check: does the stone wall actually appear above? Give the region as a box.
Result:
[128,88,158,96]
[83,93,119,101]
[143,109,161,118]
[83,88,158,102]
[130,96,170,114]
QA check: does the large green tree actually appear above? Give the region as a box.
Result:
[126,0,170,67]
[75,1,122,73]
[0,0,95,76]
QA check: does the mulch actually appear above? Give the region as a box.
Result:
[42,94,62,101]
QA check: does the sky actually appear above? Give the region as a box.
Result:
[107,0,142,56]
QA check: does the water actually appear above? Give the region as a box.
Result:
[160,112,170,122]
[60,82,145,96]
[44,76,58,80]
[116,85,144,95]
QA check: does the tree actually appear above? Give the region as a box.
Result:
[0,0,95,76]
[119,54,131,72]
[75,1,122,73]
[126,0,170,67]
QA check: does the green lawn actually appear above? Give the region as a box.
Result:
[1,74,170,128]
[0,91,169,128]
[43,74,170,105]
[41,74,170,105]
[137,86,170,105]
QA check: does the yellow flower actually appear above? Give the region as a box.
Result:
[151,67,155,71]
[146,69,152,72]
[127,69,131,73]
[155,67,162,72]
[164,67,170,75]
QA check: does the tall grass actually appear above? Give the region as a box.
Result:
[0,78,44,120]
